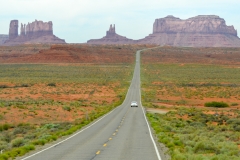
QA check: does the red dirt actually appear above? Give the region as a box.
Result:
[0,44,156,63]
[0,83,119,125]
[0,44,159,125]
[142,46,240,65]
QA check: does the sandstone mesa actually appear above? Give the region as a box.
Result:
[4,19,65,45]
[88,15,240,47]
[1,15,240,47]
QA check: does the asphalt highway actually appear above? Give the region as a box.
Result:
[21,50,162,160]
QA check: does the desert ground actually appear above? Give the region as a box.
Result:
[0,44,156,159]
[141,46,240,159]
[0,44,239,159]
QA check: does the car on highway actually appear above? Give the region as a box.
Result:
[131,101,138,107]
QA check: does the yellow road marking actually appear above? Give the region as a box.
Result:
[96,151,100,155]
[103,144,107,147]
[116,129,118,132]
[113,133,116,136]
[109,138,112,140]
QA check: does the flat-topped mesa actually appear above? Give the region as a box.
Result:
[9,20,18,40]
[24,20,53,38]
[4,19,65,45]
[106,24,116,36]
[153,15,237,36]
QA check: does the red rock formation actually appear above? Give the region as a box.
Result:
[25,20,53,38]
[106,24,116,36]
[9,20,18,40]
[87,24,134,44]
[138,15,240,47]
[152,15,237,36]
[87,15,240,47]
[0,35,8,45]
[4,20,65,46]
[20,23,26,36]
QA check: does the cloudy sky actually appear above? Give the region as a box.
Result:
[0,0,239,43]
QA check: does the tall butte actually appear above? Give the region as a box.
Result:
[87,24,134,44]
[9,20,18,40]
[4,19,65,45]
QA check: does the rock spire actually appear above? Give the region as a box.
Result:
[9,20,18,40]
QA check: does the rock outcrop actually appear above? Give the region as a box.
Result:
[87,15,240,47]
[87,24,134,44]
[0,35,9,45]
[152,15,237,36]
[4,20,65,45]
[9,20,18,40]
[138,15,240,47]
[22,20,53,38]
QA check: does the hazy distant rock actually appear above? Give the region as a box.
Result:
[4,20,65,45]
[0,35,8,45]
[9,20,18,40]
[152,15,237,35]
[24,20,53,38]
[87,15,240,47]
[87,24,134,44]
[138,15,240,47]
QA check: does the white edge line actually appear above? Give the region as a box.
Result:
[22,85,132,160]
[21,109,115,160]
[140,90,161,160]
[21,48,158,160]
[138,50,162,160]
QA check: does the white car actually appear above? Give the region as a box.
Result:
[131,101,138,107]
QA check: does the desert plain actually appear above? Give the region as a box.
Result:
[0,44,239,159]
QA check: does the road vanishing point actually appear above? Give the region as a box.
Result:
[21,49,163,160]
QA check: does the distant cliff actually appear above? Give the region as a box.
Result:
[87,24,134,44]
[153,15,237,36]
[87,15,240,47]
[0,35,9,45]
[137,15,240,47]
[4,20,65,46]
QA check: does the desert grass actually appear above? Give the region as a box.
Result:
[0,63,133,159]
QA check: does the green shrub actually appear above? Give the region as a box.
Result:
[0,153,9,160]
[13,127,27,135]
[18,145,35,156]
[226,119,240,125]
[1,132,13,143]
[0,141,8,150]
[204,101,229,108]
[11,137,25,147]
[47,83,56,87]
[0,85,9,88]
[20,84,30,87]
[2,123,11,131]
[230,103,238,106]
[62,106,71,111]
[32,139,46,146]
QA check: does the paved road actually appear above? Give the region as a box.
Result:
[21,50,161,160]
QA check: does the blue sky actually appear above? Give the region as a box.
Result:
[0,0,239,43]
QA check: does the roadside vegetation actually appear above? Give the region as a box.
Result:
[147,108,240,160]
[141,62,240,108]
[141,47,240,159]
[0,63,133,159]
